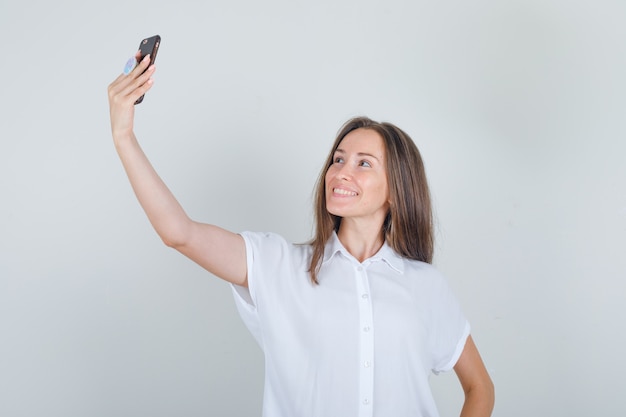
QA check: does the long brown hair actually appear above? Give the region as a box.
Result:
[308,116,433,283]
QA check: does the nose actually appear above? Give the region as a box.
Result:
[334,163,353,181]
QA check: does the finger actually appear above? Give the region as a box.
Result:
[121,64,155,97]
[108,70,136,101]
[114,66,156,105]
[109,56,154,99]
[133,77,155,100]
[114,53,149,81]
[108,55,141,96]
[108,73,126,92]
[129,54,151,77]
[108,73,129,101]
[109,52,155,103]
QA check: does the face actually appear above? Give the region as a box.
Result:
[325,128,390,227]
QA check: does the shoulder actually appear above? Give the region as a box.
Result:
[240,231,285,246]
[240,231,311,260]
[402,258,444,279]
[400,258,453,293]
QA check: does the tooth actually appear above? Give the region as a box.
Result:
[334,188,356,196]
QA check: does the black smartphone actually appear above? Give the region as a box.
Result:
[134,34,161,105]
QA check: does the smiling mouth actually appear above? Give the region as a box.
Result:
[333,188,357,196]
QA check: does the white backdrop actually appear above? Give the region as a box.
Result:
[1,0,625,416]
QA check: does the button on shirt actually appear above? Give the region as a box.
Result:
[231,231,470,417]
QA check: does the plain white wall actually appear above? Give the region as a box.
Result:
[1,0,625,416]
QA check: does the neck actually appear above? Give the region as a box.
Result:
[337,219,385,262]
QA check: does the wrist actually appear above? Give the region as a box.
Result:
[112,129,136,148]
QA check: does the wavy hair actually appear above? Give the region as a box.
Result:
[308,116,433,283]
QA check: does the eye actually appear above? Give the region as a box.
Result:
[333,156,344,164]
[359,160,372,168]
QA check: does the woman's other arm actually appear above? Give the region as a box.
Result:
[454,335,495,417]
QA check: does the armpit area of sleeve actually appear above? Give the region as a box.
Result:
[230,231,259,307]
[229,232,262,344]
[433,320,471,375]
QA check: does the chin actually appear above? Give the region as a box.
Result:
[326,207,342,217]
[325,205,345,218]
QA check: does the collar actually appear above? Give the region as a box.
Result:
[322,231,405,274]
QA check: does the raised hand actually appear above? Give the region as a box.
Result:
[107,53,155,138]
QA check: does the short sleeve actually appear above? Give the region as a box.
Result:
[229,231,293,347]
[429,273,470,374]
[229,231,268,346]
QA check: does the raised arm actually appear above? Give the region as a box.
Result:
[107,54,247,287]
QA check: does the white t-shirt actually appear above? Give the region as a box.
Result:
[231,231,470,417]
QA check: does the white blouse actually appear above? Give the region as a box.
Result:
[232,231,469,417]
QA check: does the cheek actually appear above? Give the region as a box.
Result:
[382,180,390,197]
[324,167,336,186]
[323,171,333,198]
[376,180,390,204]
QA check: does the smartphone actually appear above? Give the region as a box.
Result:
[134,34,161,104]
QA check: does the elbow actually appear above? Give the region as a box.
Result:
[161,235,179,248]
[160,232,188,249]
[153,218,194,249]
[480,377,496,409]
[465,377,495,416]
[157,226,190,250]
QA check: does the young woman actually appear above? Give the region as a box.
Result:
[108,54,494,417]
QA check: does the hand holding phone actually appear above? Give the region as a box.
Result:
[134,35,161,104]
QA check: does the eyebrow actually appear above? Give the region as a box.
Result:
[334,148,382,162]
